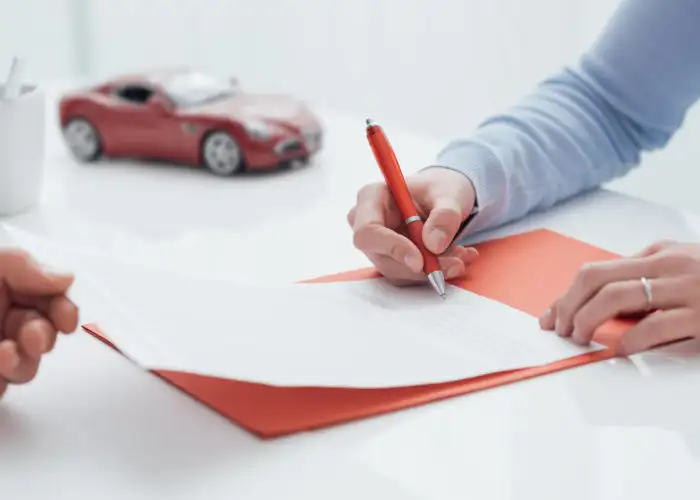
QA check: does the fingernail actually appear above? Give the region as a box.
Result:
[428,229,448,250]
[571,329,581,344]
[466,247,479,256]
[555,318,564,336]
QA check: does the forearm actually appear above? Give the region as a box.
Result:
[435,0,700,237]
[436,65,672,235]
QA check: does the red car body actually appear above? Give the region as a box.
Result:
[58,68,323,175]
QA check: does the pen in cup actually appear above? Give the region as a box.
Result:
[365,118,447,298]
[2,56,25,101]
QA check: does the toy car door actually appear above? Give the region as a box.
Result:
[107,83,186,161]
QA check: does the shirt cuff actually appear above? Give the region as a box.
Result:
[426,139,506,242]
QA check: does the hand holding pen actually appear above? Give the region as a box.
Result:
[350,119,480,295]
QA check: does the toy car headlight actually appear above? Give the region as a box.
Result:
[243,120,273,140]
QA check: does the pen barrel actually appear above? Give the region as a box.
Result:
[367,127,419,219]
[366,122,442,277]
[405,219,442,274]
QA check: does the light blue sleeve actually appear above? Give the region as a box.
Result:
[434,0,700,239]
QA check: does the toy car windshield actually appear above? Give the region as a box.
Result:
[164,71,236,108]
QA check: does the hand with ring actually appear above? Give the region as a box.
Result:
[539,240,700,355]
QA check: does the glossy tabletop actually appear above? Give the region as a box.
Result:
[2,86,700,499]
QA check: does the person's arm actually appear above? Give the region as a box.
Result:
[435,0,700,238]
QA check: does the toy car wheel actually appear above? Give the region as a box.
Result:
[202,131,243,176]
[62,118,102,162]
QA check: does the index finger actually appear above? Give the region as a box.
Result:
[352,183,396,228]
[352,184,422,272]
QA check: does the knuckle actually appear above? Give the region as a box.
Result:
[387,242,404,262]
[576,262,601,288]
[353,225,390,256]
[555,301,571,322]
[600,282,626,302]
[644,240,667,255]
[646,254,667,274]
[572,314,592,338]
[670,253,695,271]
[352,227,369,250]
[356,182,384,203]
[651,252,694,274]
[405,173,425,189]
[651,239,674,251]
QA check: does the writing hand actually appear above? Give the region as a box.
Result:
[347,167,479,286]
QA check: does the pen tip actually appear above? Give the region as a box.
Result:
[365,118,374,127]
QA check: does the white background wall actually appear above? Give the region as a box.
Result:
[2,0,700,214]
[81,0,606,138]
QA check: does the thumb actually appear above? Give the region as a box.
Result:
[0,250,74,296]
[422,196,468,254]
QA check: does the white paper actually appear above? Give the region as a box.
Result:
[4,224,605,388]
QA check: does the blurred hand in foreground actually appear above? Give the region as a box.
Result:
[0,250,79,399]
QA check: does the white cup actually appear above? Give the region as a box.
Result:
[0,83,45,216]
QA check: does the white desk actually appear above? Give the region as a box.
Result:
[2,88,700,499]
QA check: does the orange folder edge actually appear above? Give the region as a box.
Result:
[80,228,633,439]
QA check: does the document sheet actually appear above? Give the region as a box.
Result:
[5,224,604,388]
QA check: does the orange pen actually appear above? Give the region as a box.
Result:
[365,118,447,298]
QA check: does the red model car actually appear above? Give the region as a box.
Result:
[59,68,323,175]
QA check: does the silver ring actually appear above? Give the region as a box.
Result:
[405,215,421,225]
[640,277,653,311]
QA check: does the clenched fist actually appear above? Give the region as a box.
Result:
[0,249,79,399]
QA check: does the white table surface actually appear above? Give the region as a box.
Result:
[2,87,700,499]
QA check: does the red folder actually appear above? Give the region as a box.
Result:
[82,229,634,438]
